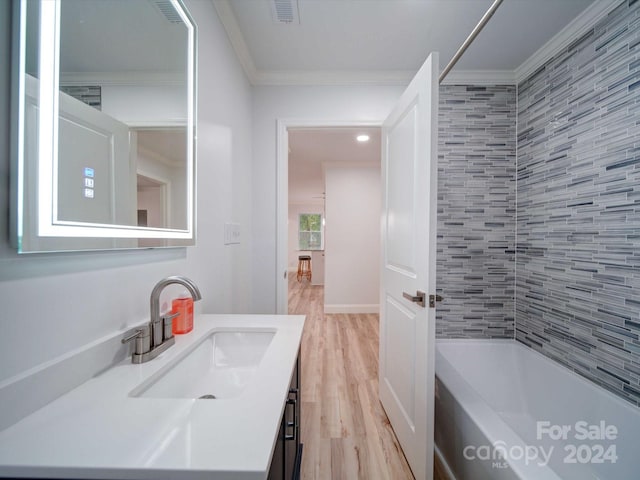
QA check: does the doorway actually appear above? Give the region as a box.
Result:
[276,53,439,480]
[286,126,382,314]
[277,121,382,315]
[136,174,167,228]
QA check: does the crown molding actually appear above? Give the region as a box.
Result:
[137,144,183,168]
[440,69,515,85]
[257,69,516,86]
[288,199,325,207]
[59,72,184,86]
[255,69,414,86]
[214,0,619,87]
[514,0,620,83]
[212,0,258,84]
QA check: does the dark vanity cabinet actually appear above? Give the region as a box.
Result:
[268,352,302,480]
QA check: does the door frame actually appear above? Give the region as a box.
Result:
[275,118,382,314]
[135,171,169,228]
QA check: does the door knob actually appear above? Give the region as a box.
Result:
[402,291,426,308]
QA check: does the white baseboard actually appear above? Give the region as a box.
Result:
[324,304,379,314]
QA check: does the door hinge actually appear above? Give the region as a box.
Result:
[429,294,443,308]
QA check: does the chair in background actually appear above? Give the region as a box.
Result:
[297,255,312,282]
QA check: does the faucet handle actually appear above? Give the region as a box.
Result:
[122,325,151,356]
[162,312,180,341]
[121,329,143,344]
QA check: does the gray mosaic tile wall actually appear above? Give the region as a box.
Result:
[516,0,640,407]
[436,85,517,338]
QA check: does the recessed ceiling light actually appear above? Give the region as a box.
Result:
[356,134,370,142]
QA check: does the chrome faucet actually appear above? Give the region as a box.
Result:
[122,276,202,364]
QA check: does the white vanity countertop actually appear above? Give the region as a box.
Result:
[0,314,305,480]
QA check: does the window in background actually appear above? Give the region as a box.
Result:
[298,213,322,250]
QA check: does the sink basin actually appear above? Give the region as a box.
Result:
[132,330,275,399]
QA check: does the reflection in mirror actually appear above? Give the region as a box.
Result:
[11,0,196,253]
[135,128,188,230]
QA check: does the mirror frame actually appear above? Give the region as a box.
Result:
[11,0,197,250]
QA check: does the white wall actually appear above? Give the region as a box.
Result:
[251,85,404,313]
[102,84,186,125]
[0,0,253,390]
[288,203,324,271]
[324,166,381,313]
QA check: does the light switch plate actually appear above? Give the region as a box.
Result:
[224,223,241,245]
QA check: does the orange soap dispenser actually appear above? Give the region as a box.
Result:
[171,291,194,334]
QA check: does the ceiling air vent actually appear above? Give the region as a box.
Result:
[149,0,184,25]
[270,0,300,24]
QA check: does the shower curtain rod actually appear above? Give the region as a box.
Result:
[439,0,504,84]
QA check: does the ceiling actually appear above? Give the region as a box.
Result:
[238,0,613,204]
[215,0,605,85]
[56,0,188,76]
[137,129,187,167]
[288,127,381,205]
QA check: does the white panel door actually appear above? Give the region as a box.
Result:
[379,52,439,480]
[20,75,134,251]
[57,90,133,226]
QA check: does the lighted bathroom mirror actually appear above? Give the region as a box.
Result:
[11,0,197,252]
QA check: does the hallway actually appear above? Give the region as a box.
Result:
[290,277,414,479]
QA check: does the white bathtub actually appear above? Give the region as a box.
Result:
[435,339,640,480]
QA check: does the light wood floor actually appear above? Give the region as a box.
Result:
[289,277,449,480]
